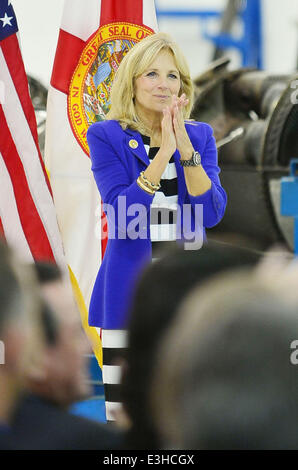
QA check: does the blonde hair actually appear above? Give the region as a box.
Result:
[106,32,194,134]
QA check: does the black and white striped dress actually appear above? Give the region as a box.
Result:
[101,329,128,423]
[102,134,179,422]
[141,134,178,260]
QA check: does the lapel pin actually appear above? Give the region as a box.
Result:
[129,139,138,149]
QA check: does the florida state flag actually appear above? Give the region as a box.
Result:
[45,0,158,366]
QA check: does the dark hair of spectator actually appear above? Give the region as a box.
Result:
[40,301,59,347]
[34,262,61,346]
[34,262,62,285]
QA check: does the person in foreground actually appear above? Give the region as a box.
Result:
[121,243,260,449]
[152,260,298,450]
[87,32,227,420]
[9,263,123,450]
[0,241,42,450]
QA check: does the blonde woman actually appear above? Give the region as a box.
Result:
[87,32,227,422]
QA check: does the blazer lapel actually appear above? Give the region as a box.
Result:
[124,128,150,167]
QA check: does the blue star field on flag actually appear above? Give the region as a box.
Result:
[0,0,18,41]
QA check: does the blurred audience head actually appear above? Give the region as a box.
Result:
[0,241,41,424]
[26,262,92,407]
[152,264,298,450]
[122,242,260,449]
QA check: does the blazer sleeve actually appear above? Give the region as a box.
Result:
[87,123,153,237]
[187,123,227,228]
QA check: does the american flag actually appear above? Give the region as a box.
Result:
[0,0,65,266]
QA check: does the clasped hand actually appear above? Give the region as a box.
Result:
[161,94,194,159]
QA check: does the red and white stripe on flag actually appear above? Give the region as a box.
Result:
[0,0,65,266]
[45,0,158,366]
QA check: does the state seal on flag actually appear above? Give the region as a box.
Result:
[68,22,154,156]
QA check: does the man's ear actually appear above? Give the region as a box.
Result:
[25,361,46,383]
[24,349,49,383]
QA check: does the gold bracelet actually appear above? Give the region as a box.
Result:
[140,171,161,191]
[137,177,155,195]
[137,178,155,195]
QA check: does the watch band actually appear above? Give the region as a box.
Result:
[180,151,201,167]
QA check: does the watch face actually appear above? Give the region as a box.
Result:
[194,152,201,165]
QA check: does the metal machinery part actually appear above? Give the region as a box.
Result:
[212,0,242,62]
[191,58,298,251]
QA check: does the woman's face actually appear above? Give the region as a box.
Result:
[134,49,181,121]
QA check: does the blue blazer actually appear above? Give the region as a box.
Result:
[87,119,227,329]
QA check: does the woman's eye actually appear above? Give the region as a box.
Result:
[146,71,156,77]
[169,74,178,79]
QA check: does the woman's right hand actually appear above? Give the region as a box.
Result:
[160,106,177,159]
[142,106,177,187]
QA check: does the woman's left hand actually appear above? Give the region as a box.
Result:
[171,94,194,159]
